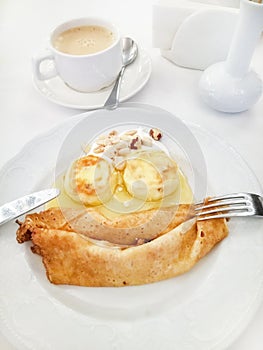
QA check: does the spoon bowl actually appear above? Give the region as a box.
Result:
[122,37,138,66]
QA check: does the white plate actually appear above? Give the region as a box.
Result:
[33,48,151,110]
[0,104,263,350]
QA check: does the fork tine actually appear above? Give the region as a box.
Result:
[195,193,247,206]
[195,205,250,217]
[195,198,247,211]
[195,192,263,220]
[197,210,254,221]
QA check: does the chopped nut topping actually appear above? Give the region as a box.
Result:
[109,130,118,136]
[89,128,160,161]
[93,145,105,153]
[123,129,137,136]
[104,138,112,146]
[149,128,162,141]
[110,136,120,145]
[82,144,91,153]
[118,147,130,156]
[115,140,129,150]
[129,136,142,150]
[96,139,107,146]
[104,147,117,159]
[120,134,132,141]
[141,136,152,147]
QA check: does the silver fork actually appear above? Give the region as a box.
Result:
[195,192,263,221]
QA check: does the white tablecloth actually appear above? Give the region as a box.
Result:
[1,0,263,348]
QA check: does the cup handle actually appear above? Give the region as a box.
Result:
[32,50,57,81]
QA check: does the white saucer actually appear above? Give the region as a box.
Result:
[33,48,152,110]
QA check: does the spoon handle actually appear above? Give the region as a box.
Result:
[104,66,125,110]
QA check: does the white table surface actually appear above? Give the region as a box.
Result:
[1,0,263,349]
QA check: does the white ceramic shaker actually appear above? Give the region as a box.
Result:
[199,0,263,113]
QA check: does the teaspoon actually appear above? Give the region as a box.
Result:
[104,37,138,110]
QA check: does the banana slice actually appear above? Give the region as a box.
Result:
[64,155,115,206]
[123,150,179,201]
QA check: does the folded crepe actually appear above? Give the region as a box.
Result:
[16,205,228,287]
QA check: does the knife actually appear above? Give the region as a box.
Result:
[0,188,60,226]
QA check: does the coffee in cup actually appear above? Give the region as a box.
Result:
[53,25,115,55]
[32,18,122,92]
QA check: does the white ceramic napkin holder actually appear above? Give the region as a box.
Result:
[153,0,240,70]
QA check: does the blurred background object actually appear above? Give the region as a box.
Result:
[153,0,240,70]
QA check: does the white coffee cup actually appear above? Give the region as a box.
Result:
[32,18,122,92]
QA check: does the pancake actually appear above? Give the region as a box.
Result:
[16,205,228,287]
[16,205,193,246]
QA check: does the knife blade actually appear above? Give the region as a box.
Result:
[0,188,60,226]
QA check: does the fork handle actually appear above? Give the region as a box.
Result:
[254,193,263,215]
